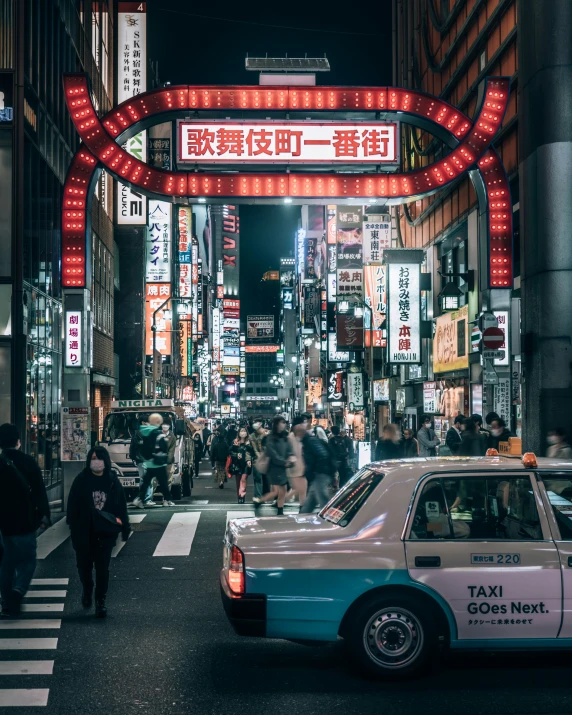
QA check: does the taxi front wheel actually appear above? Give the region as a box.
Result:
[344,594,437,679]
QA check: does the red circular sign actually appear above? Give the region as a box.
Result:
[482,326,505,349]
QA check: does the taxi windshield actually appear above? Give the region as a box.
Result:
[320,468,384,526]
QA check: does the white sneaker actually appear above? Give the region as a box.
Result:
[162,500,176,507]
[133,497,145,509]
[144,501,160,508]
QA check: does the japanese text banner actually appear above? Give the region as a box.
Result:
[178,121,398,164]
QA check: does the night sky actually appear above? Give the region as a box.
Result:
[148,0,393,318]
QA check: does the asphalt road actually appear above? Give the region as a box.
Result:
[4,461,572,714]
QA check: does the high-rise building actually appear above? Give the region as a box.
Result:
[0,0,116,500]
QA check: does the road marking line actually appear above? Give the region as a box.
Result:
[30,579,69,586]
[191,500,209,504]
[0,621,61,630]
[23,591,67,599]
[226,510,256,525]
[0,661,54,675]
[0,689,50,706]
[36,520,70,559]
[153,512,201,557]
[0,639,58,650]
[111,513,147,557]
[21,604,64,613]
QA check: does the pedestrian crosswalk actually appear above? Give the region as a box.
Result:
[0,578,68,708]
[32,505,296,560]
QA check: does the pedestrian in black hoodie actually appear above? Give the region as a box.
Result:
[0,423,50,616]
[67,446,130,618]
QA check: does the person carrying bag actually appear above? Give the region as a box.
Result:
[67,446,130,618]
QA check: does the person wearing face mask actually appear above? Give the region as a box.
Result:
[249,418,269,499]
[253,416,296,515]
[132,413,176,508]
[229,427,256,504]
[417,415,440,457]
[67,447,130,618]
[546,428,572,459]
[487,418,512,451]
[401,428,419,457]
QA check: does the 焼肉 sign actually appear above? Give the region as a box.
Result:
[178,121,398,164]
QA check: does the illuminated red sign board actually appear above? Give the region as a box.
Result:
[178,121,399,164]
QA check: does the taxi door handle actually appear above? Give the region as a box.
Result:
[415,556,441,568]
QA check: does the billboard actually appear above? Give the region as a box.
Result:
[146,200,171,283]
[145,283,171,357]
[347,371,364,410]
[336,314,364,350]
[433,305,469,374]
[178,121,399,164]
[222,205,239,296]
[327,370,344,402]
[178,207,192,298]
[363,214,391,263]
[65,311,82,367]
[117,3,147,225]
[387,261,421,364]
[247,315,274,339]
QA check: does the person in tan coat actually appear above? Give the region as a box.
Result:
[285,417,307,507]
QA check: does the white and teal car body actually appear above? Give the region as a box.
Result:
[221,455,572,678]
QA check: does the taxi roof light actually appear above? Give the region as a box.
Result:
[486,448,499,456]
[522,452,538,468]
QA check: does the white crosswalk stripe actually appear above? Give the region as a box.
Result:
[0,638,58,650]
[36,519,71,560]
[111,513,147,557]
[24,591,67,599]
[0,579,68,707]
[0,661,54,675]
[0,689,50,706]
[21,604,64,613]
[153,512,201,556]
[0,620,61,630]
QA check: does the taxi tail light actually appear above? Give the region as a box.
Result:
[228,545,245,595]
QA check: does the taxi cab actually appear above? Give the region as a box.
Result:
[221,454,572,679]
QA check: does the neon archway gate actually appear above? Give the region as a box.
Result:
[62,75,513,291]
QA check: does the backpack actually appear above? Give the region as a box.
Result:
[330,437,348,466]
[140,429,160,461]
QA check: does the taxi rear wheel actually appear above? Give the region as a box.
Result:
[344,595,436,679]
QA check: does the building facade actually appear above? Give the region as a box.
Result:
[392,0,520,442]
[0,0,117,500]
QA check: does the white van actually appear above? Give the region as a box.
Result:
[101,399,193,500]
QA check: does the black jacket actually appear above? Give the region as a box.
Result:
[445,427,463,455]
[459,431,487,457]
[229,440,255,476]
[301,433,332,481]
[210,435,230,464]
[67,468,130,550]
[0,449,50,536]
[375,439,402,461]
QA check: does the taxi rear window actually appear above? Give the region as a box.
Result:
[320,468,384,527]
